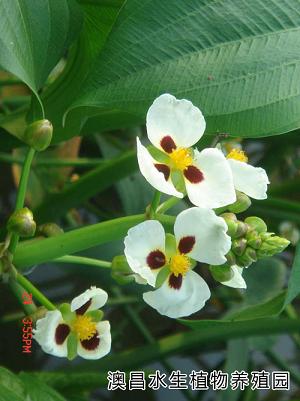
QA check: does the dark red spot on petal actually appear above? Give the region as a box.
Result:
[55,324,70,345]
[169,273,183,290]
[184,166,204,184]
[81,332,100,351]
[178,236,196,254]
[160,136,177,153]
[75,299,92,315]
[146,250,166,269]
[154,163,170,181]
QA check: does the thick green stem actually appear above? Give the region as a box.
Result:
[9,279,36,315]
[157,196,181,214]
[16,273,56,311]
[149,190,161,218]
[54,255,111,269]
[9,147,36,254]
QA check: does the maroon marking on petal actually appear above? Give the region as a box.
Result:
[76,299,92,315]
[154,163,170,181]
[184,166,204,184]
[160,136,177,153]
[169,273,183,290]
[178,236,196,254]
[55,324,70,345]
[146,250,166,269]
[81,332,100,351]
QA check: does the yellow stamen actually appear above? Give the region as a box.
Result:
[226,148,248,163]
[170,253,190,277]
[169,148,193,171]
[72,315,97,341]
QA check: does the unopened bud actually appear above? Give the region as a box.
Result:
[7,207,36,237]
[257,235,290,258]
[221,213,238,237]
[111,255,135,285]
[245,216,267,233]
[238,247,257,267]
[235,221,248,238]
[226,250,236,266]
[24,119,53,151]
[38,223,64,237]
[228,192,251,213]
[210,264,233,282]
[246,230,262,249]
[232,238,247,256]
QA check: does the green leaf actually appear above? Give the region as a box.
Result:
[284,242,300,307]
[14,214,175,270]
[68,0,300,138]
[0,385,24,401]
[67,332,78,361]
[0,367,25,399]
[0,0,82,110]
[19,373,67,401]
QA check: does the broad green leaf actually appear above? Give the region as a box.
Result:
[14,214,175,269]
[0,0,82,110]
[68,0,300,138]
[0,385,24,401]
[0,367,25,399]
[19,373,67,401]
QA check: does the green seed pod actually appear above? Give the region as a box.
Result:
[228,191,251,213]
[257,235,290,258]
[24,119,53,151]
[111,255,135,285]
[245,216,267,233]
[232,238,247,256]
[210,264,234,282]
[246,230,262,249]
[38,223,64,237]
[7,207,36,237]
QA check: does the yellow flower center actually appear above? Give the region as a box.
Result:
[226,148,248,163]
[170,253,191,277]
[72,315,97,341]
[169,148,193,171]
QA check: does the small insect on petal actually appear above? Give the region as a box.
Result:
[184,166,204,184]
[160,136,177,153]
[55,324,70,345]
[146,250,166,269]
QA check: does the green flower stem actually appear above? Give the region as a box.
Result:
[157,196,181,214]
[16,273,56,311]
[9,147,36,254]
[149,190,161,218]
[0,152,106,167]
[9,279,36,315]
[265,349,300,386]
[53,255,111,269]
[14,214,175,270]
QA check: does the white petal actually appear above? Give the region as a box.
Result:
[71,287,108,313]
[77,320,111,360]
[143,270,210,318]
[124,220,166,287]
[33,310,68,358]
[136,137,183,197]
[174,207,231,265]
[146,94,206,149]
[228,159,269,200]
[185,148,236,208]
[222,266,247,289]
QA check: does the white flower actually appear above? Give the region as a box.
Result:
[226,149,269,200]
[137,94,236,208]
[33,287,111,360]
[221,265,247,289]
[124,208,231,318]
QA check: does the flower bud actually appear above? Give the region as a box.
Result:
[24,119,53,151]
[246,230,262,249]
[38,223,64,237]
[111,255,135,285]
[221,213,238,237]
[228,192,251,213]
[235,221,249,238]
[245,216,267,233]
[210,264,234,282]
[257,235,290,258]
[237,247,257,267]
[232,238,247,256]
[7,207,36,237]
[225,250,236,266]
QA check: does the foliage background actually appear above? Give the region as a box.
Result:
[0,0,300,400]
